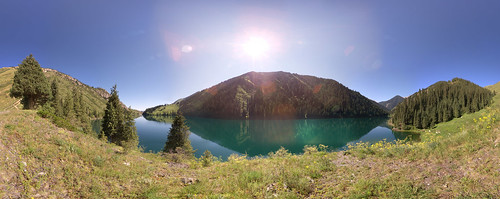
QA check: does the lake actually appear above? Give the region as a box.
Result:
[135,116,414,159]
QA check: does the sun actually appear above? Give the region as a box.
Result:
[241,36,270,59]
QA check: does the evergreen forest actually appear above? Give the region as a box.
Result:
[174,71,388,119]
[391,78,494,130]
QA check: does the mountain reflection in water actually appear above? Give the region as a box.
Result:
[136,116,414,159]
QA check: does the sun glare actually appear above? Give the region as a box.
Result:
[242,37,270,59]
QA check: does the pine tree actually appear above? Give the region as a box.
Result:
[50,79,64,117]
[100,85,138,150]
[10,54,51,109]
[163,113,193,154]
[120,107,139,152]
[101,85,122,142]
[63,94,75,120]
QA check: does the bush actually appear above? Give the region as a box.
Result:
[303,145,318,155]
[37,107,78,132]
[268,146,290,158]
[201,150,214,167]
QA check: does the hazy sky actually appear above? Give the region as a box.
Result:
[1,0,500,110]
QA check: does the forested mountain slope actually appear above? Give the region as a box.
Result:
[174,71,387,119]
[391,78,493,129]
[1,66,140,133]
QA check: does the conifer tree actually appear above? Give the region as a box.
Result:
[63,94,75,119]
[120,107,139,152]
[10,54,50,109]
[101,85,122,141]
[50,79,64,117]
[163,113,193,154]
[100,85,138,150]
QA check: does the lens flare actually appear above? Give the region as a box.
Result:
[242,37,270,59]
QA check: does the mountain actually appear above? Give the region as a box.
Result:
[378,95,405,111]
[152,71,388,119]
[485,81,500,93]
[143,102,179,116]
[1,67,109,114]
[391,78,494,130]
[0,66,140,132]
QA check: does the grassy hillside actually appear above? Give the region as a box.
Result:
[485,81,500,93]
[1,82,499,198]
[0,67,108,116]
[0,110,195,198]
[43,68,108,118]
[1,67,141,134]
[143,103,179,116]
[0,67,21,111]
[0,78,498,198]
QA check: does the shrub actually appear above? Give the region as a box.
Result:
[268,146,290,158]
[201,150,214,167]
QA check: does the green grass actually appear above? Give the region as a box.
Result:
[44,69,108,118]
[0,81,499,198]
[143,103,179,116]
[0,67,21,111]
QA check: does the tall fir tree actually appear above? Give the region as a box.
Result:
[50,79,64,117]
[163,113,193,154]
[100,85,138,150]
[10,54,51,109]
[63,94,75,120]
[120,107,139,152]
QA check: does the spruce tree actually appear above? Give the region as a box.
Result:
[163,113,193,154]
[50,79,64,117]
[63,94,75,120]
[10,54,51,109]
[101,85,122,142]
[100,85,138,150]
[120,107,139,152]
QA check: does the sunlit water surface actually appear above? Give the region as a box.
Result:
[134,116,414,159]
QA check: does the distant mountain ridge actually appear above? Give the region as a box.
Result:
[149,71,388,119]
[378,95,405,111]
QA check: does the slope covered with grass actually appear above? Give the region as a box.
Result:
[0,67,21,111]
[143,103,179,117]
[0,110,196,198]
[0,81,499,198]
[0,67,109,116]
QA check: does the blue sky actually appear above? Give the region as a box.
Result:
[1,0,499,110]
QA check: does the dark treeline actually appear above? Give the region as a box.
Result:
[391,78,494,130]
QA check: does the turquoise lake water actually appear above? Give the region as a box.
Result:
[135,116,413,159]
